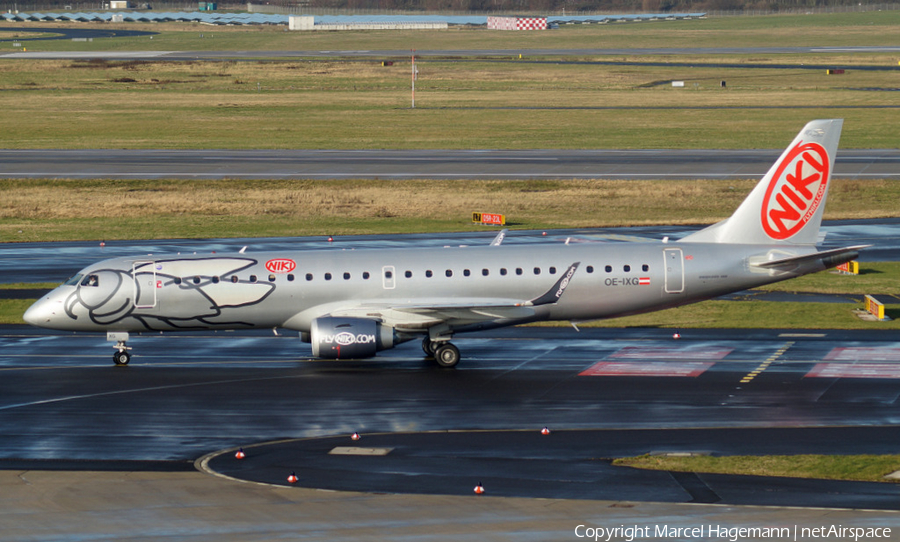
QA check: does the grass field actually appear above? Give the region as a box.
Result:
[2,11,899,52]
[2,178,898,242]
[614,454,900,483]
[0,13,898,150]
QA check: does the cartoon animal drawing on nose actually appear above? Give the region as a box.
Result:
[65,258,275,331]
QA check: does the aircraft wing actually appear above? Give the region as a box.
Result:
[324,262,580,332]
[328,299,539,331]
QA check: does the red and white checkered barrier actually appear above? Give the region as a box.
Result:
[488,16,548,30]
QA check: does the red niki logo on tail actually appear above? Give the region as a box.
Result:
[760,141,830,240]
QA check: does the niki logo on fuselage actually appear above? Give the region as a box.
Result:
[761,141,829,240]
[265,258,296,274]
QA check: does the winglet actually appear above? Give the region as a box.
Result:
[490,229,509,247]
[527,262,580,306]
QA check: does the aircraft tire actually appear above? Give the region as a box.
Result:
[422,338,437,358]
[113,351,131,366]
[434,343,460,368]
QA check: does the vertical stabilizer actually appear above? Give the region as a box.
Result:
[681,119,843,245]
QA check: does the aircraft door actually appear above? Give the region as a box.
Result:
[663,248,684,294]
[132,261,159,308]
[382,265,396,290]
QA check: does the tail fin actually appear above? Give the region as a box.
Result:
[681,119,843,245]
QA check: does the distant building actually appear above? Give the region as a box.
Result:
[487,16,547,30]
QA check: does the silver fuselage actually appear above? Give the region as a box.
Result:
[25,240,820,335]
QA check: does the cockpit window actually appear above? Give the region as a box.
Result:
[64,274,84,286]
[81,275,99,287]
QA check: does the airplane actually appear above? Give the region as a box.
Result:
[24,119,866,368]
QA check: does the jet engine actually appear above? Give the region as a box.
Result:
[307,317,396,359]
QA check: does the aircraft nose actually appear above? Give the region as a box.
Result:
[23,292,64,328]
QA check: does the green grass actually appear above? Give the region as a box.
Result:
[3,178,899,243]
[1,300,33,324]
[614,454,900,483]
[1,13,899,150]
[0,283,58,289]
[3,12,899,53]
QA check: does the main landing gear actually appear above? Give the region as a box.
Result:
[422,338,460,368]
[108,332,131,366]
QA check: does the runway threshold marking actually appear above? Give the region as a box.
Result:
[824,347,900,362]
[579,361,714,377]
[739,341,794,384]
[607,346,733,360]
[806,363,900,379]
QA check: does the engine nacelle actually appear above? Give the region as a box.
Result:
[308,317,396,359]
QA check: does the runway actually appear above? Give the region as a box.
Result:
[2,148,900,180]
[3,325,900,513]
[4,46,900,60]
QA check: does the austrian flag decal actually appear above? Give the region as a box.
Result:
[639,277,651,286]
[760,141,830,240]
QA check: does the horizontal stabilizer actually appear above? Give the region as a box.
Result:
[750,245,869,270]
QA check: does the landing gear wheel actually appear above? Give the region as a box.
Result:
[113,350,131,366]
[422,338,437,358]
[434,343,460,368]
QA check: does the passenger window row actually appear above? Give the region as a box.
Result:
[169,264,650,285]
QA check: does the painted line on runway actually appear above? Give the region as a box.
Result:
[580,361,714,377]
[608,346,733,360]
[824,347,900,362]
[740,341,793,384]
[806,363,900,379]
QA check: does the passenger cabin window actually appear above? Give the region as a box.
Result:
[212,276,220,284]
[324,273,332,281]
[605,265,612,273]
[344,272,351,280]
[446,270,453,278]
[586,266,594,273]
[174,277,182,285]
[464,269,471,277]
[549,267,557,275]
[500,268,507,276]
[306,273,313,281]
[194,276,202,284]
[516,268,523,276]
[231,276,239,283]
[405,271,412,278]
[363,272,370,280]
[533,267,541,275]
[426,270,433,278]
[287,274,295,282]
[624,265,631,272]
[249,275,257,283]
[642,264,649,272]
[482,269,489,276]
[268,274,276,282]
